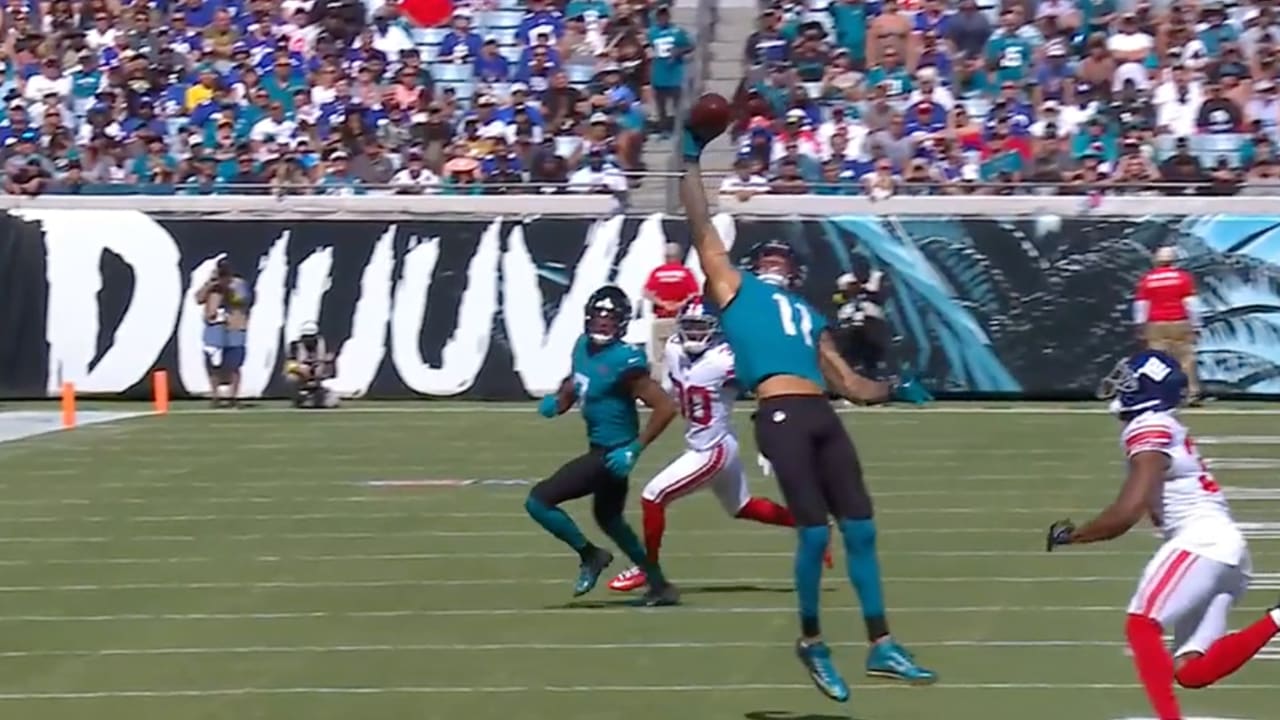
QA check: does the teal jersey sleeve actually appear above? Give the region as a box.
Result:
[572,337,645,449]
[714,273,827,392]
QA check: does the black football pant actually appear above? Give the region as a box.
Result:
[529,449,628,529]
[752,395,873,526]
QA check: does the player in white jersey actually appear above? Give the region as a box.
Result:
[608,296,826,592]
[1047,350,1279,720]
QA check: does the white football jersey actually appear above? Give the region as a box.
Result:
[1121,411,1246,566]
[664,337,736,451]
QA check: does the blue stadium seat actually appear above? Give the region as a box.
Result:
[420,43,440,62]
[567,64,596,85]
[432,62,475,83]
[500,46,521,63]
[555,135,583,158]
[483,10,525,29]
[413,27,448,45]
[491,28,520,46]
[1190,133,1245,161]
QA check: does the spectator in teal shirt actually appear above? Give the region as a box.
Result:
[180,157,226,195]
[317,149,368,195]
[130,135,178,184]
[986,10,1034,84]
[980,131,1024,181]
[953,53,992,99]
[1079,0,1117,38]
[1071,117,1118,164]
[865,47,913,100]
[815,159,855,194]
[263,57,308,114]
[647,5,692,136]
[566,0,611,25]
[828,0,868,68]
[1197,4,1239,56]
[70,53,103,118]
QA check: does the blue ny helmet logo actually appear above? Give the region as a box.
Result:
[1097,351,1186,415]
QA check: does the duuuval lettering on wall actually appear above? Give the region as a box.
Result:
[3,210,1278,400]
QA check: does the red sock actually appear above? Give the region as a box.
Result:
[1126,614,1182,720]
[1175,611,1280,689]
[735,497,795,527]
[641,499,665,565]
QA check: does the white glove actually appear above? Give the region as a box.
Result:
[757,453,774,477]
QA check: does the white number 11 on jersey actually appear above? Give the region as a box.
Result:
[771,293,815,347]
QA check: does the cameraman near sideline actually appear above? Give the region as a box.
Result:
[1134,246,1203,405]
[832,256,932,404]
[195,259,251,408]
[284,321,339,409]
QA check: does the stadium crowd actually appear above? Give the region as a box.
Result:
[726,0,1280,196]
[0,0,692,195]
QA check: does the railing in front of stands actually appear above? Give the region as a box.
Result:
[15,178,1280,197]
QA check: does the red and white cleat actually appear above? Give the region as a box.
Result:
[608,566,648,592]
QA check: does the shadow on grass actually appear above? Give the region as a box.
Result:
[683,584,833,595]
[744,711,861,720]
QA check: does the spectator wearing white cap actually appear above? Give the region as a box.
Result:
[905,68,954,111]
[1029,100,1071,139]
[772,108,822,160]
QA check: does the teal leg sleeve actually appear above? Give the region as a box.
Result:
[796,524,830,637]
[602,516,666,586]
[525,496,589,553]
[838,518,889,641]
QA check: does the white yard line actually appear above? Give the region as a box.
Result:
[0,550,1164,567]
[0,528,1073,544]
[0,605,1268,622]
[0,575,1149,593]
[0,640,1142,658]
[0,682,1274,700]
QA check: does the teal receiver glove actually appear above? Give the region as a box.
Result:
[892,373,933,405]
[537,395,559,418]
[604,441,643,477]
[682,126,710,162]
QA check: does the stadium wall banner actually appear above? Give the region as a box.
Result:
[1,209,1278,400]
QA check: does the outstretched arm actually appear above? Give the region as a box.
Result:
[1067,452,1167,545]
[817,331,890,404]
[681,160,741,308]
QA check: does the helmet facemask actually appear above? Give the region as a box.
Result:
[678,315,717,355]
[586,311,622,345]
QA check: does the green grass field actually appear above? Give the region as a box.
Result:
[0,402,1277,720]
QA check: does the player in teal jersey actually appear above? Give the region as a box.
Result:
[679,121,936,703]
[524,285,682,607]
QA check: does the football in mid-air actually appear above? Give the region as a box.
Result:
[687,93,731,141]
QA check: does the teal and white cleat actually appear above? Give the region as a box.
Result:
[795,639,850,703]
[572,547,613,597]
[866,639,937,684]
